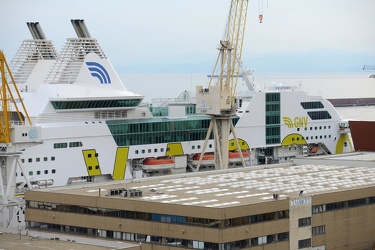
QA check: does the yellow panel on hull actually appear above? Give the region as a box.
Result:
[113,147,129,180]
[82,149,101,176]
[166,143,184,156]
[281,133,307,146]
[335,134,353,154]
[228,138,250,151]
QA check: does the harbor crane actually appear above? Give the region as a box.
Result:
[195,0,249,170]
[0,50,41,228]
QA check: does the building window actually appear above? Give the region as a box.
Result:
[37,171,41,175]
[258,236,267,245]
[312,204,326,213]
[298,217,311,227]
[44,170,48,174]
[312,225,325,235]
[298,238,311,249]
[28,158,32,163]
[52,169,56,174]
[29,171,33,176]
[44,157,48,161]
[135,150,138,154]
[36,158,40,162]
[51,157,55,161]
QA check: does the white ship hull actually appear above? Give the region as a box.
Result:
[4,20,352,188]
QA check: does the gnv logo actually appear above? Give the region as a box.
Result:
[283,116,308,128]
[86,62,111,84]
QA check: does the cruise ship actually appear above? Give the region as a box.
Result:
[7,20,353,188]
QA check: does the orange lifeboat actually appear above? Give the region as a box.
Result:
[310,147,319,153]
[191,151,249,165]
[229,151,250,163]
[191,153,215,166]
[142,157,175,171]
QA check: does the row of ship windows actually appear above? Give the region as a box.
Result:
[290,134,332,142]
[21,157,55,163]
[134,144,217,154]
[297,125,332,131]
[54,141,83,149]
[17,169,56,177]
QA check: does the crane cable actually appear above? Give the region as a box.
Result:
[258,0,268,23]
[258,0,263,23]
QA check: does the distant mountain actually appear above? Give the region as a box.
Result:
[116,48,375,74]
[243,49,375,73]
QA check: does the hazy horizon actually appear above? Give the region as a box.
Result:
[1,0,374,74]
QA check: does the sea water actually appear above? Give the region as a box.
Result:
[120,72,375,121]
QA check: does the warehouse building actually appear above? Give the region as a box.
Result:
[25,153,375,250]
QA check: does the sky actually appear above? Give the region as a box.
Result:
[1,0,374,74]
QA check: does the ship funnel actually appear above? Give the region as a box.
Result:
[71,19,91,38]
[27,22,47,40]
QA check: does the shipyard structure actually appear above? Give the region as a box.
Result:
[24,153,375,250]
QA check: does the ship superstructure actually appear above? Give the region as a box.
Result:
[7,20,352,188]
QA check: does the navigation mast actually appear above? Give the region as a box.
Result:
[195,0,249,170]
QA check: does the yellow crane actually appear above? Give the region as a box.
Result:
[196,0,249,170]
[1,51,39,228]
[0,51,32,143]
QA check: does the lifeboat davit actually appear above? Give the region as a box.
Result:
[191,151,250,166]
[142,157,175,171]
